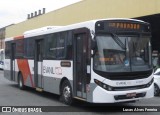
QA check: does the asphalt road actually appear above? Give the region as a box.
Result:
[0,70,160,115]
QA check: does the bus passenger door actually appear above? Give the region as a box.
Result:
[74,29,89,99]
[11,43,16,81]
[35,40,44,89]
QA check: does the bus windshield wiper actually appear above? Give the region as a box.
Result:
[111,33,126,50]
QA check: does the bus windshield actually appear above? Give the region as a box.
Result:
[93,34,152,73]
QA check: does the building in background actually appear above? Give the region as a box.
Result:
[0,27,5,49]
[0,24,14,49]
[4,0,160,51]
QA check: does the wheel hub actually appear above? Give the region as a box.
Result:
[19,79,22,87]
[154,85,158,95]
[63,86,71,101]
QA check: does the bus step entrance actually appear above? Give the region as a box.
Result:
[36,87,43,92]
[74,96,86,101]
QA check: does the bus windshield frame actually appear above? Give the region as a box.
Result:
[93,32,152,75]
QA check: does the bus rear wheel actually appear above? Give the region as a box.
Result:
[60,80,73,105]
[18,73,25,90]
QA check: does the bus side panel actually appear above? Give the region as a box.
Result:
[4,59,11,80]
[14,59,19,83]
[43,60,73,94]
[0,63,4,70]
[4,59,18,83]
[0,49,4,70]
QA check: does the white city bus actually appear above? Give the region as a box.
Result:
[0,49,4,70]
[4,19,154,105]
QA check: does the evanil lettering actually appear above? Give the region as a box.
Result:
[43,66,54,74]
[43,66,62,75]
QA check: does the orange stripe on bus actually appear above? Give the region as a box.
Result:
[17,59,34,87]
[14,35,24,40]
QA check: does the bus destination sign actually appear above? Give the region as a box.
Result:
[95,20,150,33]
[108,22,140,30]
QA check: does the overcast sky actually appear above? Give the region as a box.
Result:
[0,0,82,28]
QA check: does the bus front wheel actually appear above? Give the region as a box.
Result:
[154,84,160,96]
[60,80,73,105]
[18,73,25,90]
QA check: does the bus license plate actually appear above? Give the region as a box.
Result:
[126,92,136,97]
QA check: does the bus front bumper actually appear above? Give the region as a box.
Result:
[92,83,154,103]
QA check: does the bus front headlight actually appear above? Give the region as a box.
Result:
[94,79,113,91]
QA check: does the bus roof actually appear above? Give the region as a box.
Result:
[24,20,96,38]
[24,26,62,36]
[24,18,148,38]
[4,37,14,42]
[6,18,148,40]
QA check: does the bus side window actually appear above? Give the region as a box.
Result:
[15,39,24,58]
[66,31,73,60]
[5,42,11,59]
[24,38,35,59]
[66,45,72,60]
[57,32,66,59]
[46,34,57,59]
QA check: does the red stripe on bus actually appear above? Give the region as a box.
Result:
[14,35,24,40]
[17,59,34,87]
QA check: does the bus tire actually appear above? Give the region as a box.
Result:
[18,73,25,90]
[154,84,160,96]
[60,80,73,105]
